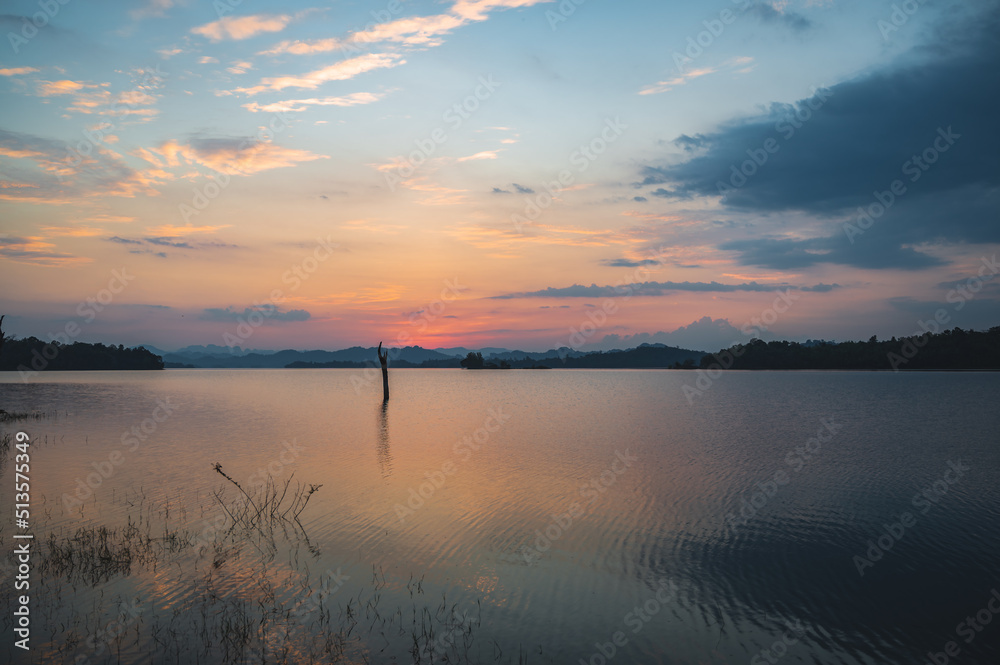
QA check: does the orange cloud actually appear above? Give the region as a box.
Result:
[259,0,551,55]
[258,37,343,56]
[192,13,294,42]
[36,79,102,96]
[143,139,328,175]
[0,67,38,76]
[76,214,137,224]
[41,226,106,237]
[0,235,92,266]
[35,78,161,118]
[235,53,404,95]
[145,223,232,237]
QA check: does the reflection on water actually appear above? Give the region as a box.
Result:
[1,369,999,664]
[376,400,393,479]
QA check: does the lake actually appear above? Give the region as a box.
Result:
[2,369,998,664]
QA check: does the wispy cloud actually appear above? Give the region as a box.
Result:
[227,60,253,75]
[192,13,296,42]
[639,57,753,96]
[242,90,391,113]
[234,53,405,95]
[259,0,551,56]
[140,138,328,175]
[145,223,232,238]
[131,0,174,20]
[0,67,38,76]
[0,128,169,201]
[0,234,91,266]
[457,150,500,162]
[35,69,164,120]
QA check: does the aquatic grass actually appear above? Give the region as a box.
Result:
[0,408,48,422]
[212,462,322,530]
[20,470,534,664]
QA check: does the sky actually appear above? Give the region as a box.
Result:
[1,0,998,352]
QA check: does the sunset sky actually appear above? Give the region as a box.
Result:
[1,0,998,352]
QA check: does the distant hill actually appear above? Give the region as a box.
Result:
[697,327,1000,370]
[0,337,163,372]
[522,343,704,369]
[288,343,705,370]
[159,345,459,368]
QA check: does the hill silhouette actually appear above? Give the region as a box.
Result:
[0,336,164,373]
[696,327,1000,370]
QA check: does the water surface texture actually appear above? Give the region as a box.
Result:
[2,369,998,664]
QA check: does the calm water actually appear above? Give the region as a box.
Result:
[1,369,999,664]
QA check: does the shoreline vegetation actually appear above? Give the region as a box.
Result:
[0,337,164,373]
[0,327,997,373]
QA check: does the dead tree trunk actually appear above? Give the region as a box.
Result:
[377,341,389,402]
[0,315,5,358]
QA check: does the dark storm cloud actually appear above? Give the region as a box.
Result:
[643,3,1000,269]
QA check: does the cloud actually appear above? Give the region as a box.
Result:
[0,67,38,76]
[146,237,192,248]
[34,69,164,119]
[745,1,812,31]
[227,60,253,75]
[81,214,136,224]
[242,90,391,113]
[640,4,1000,269]
[200,306,311,322]
[457,150,499,162]
[259,37,344,56]
[40,226,104,237]
[141,137,327,175]
[105,233,236,253]
[259,0,551,56]
[36,79,101,97]
[640,57,753,96]
[639,66,719,96]
[0,128,168,201]
[492,280,840,299]
[145,223,231,237]
[492,182,533,195]
[131,0,173,20]
[453,221,632,249]
[235,53,405,95]
[718,235,945,271]
[192,13,295,42]
[0,234,90,266]
[601,258,661,267]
